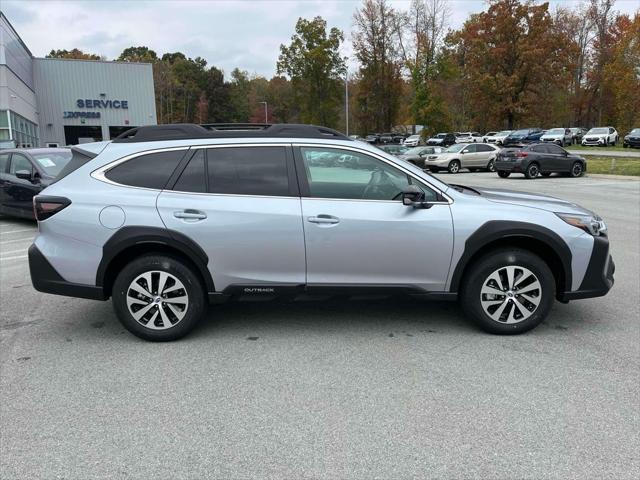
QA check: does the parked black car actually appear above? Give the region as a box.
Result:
[569,127,588,145]
[502,128,544,147]
[379,133,395,144]
[623,128,640,148]
[0,148,72,219]
[495,143,586,179]
[426,132,457,147]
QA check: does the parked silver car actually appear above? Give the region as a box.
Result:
[541,128,573,146]
[28,123,614,341]
[423,143,501,173]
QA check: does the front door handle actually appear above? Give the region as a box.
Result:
[174,210,207,221]
[308,215,339,224]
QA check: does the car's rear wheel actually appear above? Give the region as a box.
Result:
[112,254,206,341]
[448,160,461,174]
[461,249,555,334]
[486,159,496,172]
[570,161,584,177]
[497,171,510,178]
[524,163,539,179]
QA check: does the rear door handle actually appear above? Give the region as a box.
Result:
[308,215,339,225]
[174,210,207,221]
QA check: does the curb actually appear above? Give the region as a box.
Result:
[586,173,640,181]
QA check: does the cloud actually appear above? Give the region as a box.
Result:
[2,0,638,78]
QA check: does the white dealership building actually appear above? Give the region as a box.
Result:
[0,12,157,148]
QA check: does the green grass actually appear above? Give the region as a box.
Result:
[586,156,640,176]
[569,144,627,152]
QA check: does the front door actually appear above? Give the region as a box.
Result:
[157,145,306,292]
[295,146,454,291]
[3,153,40,218]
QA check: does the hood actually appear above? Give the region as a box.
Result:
[585,132,607,138]
[541,133,562,139]
[428,138,444,143]
[474,186,594,215]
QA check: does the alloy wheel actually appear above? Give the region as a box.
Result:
[126,271,189,330]
[572,162,583,177]
[480,266,542,324]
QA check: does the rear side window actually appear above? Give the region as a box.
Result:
[173,150,206,193]
[105,150,185,190]
[207,147,289,196]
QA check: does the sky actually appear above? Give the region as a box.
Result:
[2,0,639,78]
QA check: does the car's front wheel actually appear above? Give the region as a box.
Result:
[461,249,555,334]
[112,254,206,341]
[497,171,511,178]
[448,160,461,173]
[570,161,584,177]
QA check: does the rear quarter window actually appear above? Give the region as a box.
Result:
[105,150,186,190]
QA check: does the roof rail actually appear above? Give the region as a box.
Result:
[112,123,352,143]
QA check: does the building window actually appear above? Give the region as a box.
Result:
[8,111,38,148]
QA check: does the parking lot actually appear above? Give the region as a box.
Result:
[1,172,639,479]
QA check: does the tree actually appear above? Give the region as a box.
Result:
[394,0,452,132]
[117,46,158,63]
[448,0,568,129]
[277,16,346,128]
[46,49,103,60]
[352,0,404,133]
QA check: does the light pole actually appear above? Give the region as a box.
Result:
[259,101,268,124]
[344,68,349,136]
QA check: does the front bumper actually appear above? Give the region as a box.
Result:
[28,244,107,300]
[560,236,614,301]
[623,138,640,148]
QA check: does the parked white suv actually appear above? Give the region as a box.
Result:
[487,130,512,145]
[541,128,573,146]
[28,123,614,341]
[582,127,618,146]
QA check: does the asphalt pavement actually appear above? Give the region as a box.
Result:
[1,172,639,479]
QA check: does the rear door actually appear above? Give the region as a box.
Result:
[460,144,480,168]
[295,145,453,291]
[475,143,496,168]
[157,145,306,292]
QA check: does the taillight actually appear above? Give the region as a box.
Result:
[33,196,71,221]
[516,151,529,157]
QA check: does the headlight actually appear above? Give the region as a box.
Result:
[556,213,607,236]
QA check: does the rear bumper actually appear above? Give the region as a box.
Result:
[559,236,614,301]
[28,244,107,301]
[495,160,523,172]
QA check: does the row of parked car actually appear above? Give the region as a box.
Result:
[360,127,640,149]
[377,139,588,180]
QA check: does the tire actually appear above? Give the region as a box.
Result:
[497,171,511,178]
[448,160,461,174]
[112,254,207,341]
[569,161,584,177]
[460,248,555,335]
[486,159,496,172]
[524,163,540,179]
[541,172,552,177]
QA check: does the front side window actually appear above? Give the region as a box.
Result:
[299,147,438,202]
[462,144,477,153]
[0,153,9,173]
[207,146,289,196]
[105,149,186,189]
[10,154,33,175]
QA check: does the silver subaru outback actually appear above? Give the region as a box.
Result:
[28,124,614,341]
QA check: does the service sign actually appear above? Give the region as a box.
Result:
[63,96,129,119]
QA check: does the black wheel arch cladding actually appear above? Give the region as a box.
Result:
[97,226,215,294]
[449,221,572,294]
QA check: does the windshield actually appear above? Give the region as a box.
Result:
[628,129,640,135]
[436,133,447,138]
[407,135,419,140]
[588,128,608,134]
[497,130,511,136]
[406,147,429,155]
[32,150,72,176]
[547,128,565,135]
[445,144,465,153]
[512,129,529,136]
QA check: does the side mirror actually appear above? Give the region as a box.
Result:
[402,185,431,209]
[15,170,34,181]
